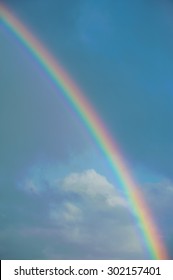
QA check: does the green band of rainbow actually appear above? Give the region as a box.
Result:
[0,4,169,259]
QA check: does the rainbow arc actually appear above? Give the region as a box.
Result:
[0,3,169,259]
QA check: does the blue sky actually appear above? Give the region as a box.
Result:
[0,0,173,259]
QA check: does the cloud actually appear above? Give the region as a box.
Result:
[2,162,173,259]
[60,169,126,208]
[4,167,171,259]
[48,169,144,259]
[50,201,82,223]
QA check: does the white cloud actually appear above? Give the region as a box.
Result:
[50,201,82,224]
[49,169,144,258]
[61,169,126,208]
[3,167,172,259]
[63,202,82,222]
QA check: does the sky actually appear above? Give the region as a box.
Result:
[0,0,173,259]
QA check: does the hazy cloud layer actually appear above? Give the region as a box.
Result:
[1,165,173,259]
[0,169,146,259]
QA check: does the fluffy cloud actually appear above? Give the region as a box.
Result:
[2,168,157,259]
[48,169,143,259]
[60,169,126,208]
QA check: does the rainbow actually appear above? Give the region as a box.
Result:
[0,4,168,259]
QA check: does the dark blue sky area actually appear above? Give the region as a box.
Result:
[3,0,173,178]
